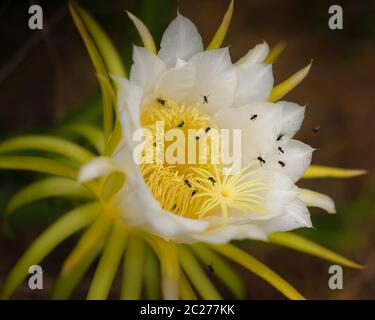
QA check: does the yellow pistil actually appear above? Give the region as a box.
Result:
[192,162,268,224]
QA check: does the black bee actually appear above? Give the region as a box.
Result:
[207,265,214,272]
[195,136,200,140]
[178,120,184,128]
[184,179,192,188]
[208,177,216,185]
[278,146,284,154]
[278,161,286,167]
[157,97,166,106]
[153,142,157,147]
[276,133,285,142]
[312,126,320,134]
[172,204,177,210]
[250,114,258,120]
[202,95,209,104]
[205,127,211,133]
[257,156,266,166]
[191,190,197,196]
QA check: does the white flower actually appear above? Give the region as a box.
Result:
[80,13,334,244]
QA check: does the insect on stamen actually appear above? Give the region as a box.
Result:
[157,97,166,106]
[178,120,184,128]
[201,94,210,104]
[184,179,192,188]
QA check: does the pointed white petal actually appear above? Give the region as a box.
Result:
[193,224,267,244]
[233,63,274,106]
[262,171,299,218]
[261,199,312,233]
[299,188,336,214]
[186,48,237,115]
[155,61,196,103]
[158,13,203,68]
[215,101,281,162]
[236,42,270,65]
[113,75,143,128]
[277,101,306,141]
[266,139,314,182]
[130,46,166,93]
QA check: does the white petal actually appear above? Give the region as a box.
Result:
[236,42,270,65]
[215,101,281,162]
[262,171,299,218]
[261,199,312,233]
[299,188,336,214]
[266,139,314,182]
[155,60,196,103]
[158,13,203,68]
[186,48,237,115]
[78,157,115,182]
[277,101,305,141]
[130,46,166,93]
[233,63,273,106]
[113,75,143,128]
[113,76,144,153]
[192,224,267,244]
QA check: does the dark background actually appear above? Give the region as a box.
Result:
[0,0,374,299]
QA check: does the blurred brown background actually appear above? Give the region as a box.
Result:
[0,0,374,299]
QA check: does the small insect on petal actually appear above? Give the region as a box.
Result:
[276,133,285,142]
[257,156,266,165]
[278,161,286,167]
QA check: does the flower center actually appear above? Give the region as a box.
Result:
[138,96,267,222]
[139,97,216,218]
